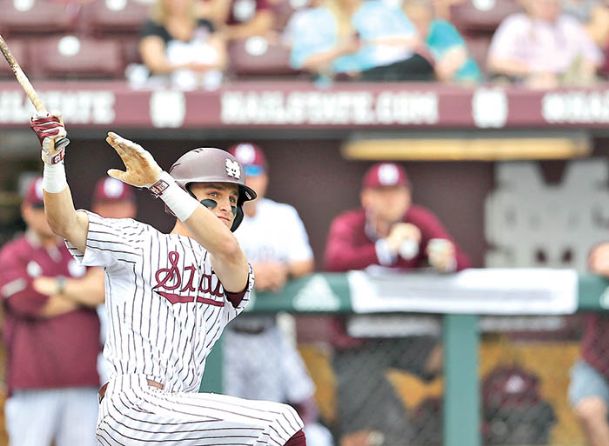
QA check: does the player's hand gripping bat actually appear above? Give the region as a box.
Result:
[0,34,70,153]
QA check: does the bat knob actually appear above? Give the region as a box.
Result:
[55,137,70,151]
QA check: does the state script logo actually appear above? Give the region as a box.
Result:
[153,251,224,306]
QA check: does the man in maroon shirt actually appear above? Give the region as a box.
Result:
[569,243,609,446]
[324,162,469,446]
[0,177,102,446]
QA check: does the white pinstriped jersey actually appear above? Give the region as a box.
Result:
[68,211,303,445]
[68,211,251,392]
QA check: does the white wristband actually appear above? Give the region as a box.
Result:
[152,172,199,222]
[43,163,67,193]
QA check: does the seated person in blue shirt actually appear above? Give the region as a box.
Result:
[288,0,435,82]
[404,0,482,84]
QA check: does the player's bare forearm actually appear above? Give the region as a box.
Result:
[185,206,249,292]
[44,187,89,253]
[29,113,89,252]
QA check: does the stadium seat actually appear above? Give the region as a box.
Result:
[0,0,79,36]
[450,0,522,35]
[81,0,150,36]
[30,36,124,79]
[121,35,143,65]
[0,38,29,78]
[228,37,298,78]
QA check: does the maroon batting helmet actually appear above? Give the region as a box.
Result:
[169,148,257,231]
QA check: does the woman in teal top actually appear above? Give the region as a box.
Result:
[405,0,482,83]
[288,0,435,82]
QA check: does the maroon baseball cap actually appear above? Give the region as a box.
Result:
[23,177,45,208]
[228,143,267,176]
[93,177,135,204]
[362,162,410,189]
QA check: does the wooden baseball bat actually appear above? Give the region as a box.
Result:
[0,33,69,149]
[0,33,46,112]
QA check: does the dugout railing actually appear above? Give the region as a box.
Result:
[200,270,609,446]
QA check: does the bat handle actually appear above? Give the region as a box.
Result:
[33,108,70,153]
[55,137,70,151]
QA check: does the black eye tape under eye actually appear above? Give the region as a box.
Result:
[200,198,238,217]
[200,199,217,209]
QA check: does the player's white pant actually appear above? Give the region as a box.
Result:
[224,326,314,402]
[5,387,98,446]
[96,374,304,446]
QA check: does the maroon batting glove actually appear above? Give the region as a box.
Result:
[30,114,70,154]
[30,114,63,144]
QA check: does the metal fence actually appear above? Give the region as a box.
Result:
[201,273,609,446]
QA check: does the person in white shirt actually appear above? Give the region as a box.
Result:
[487,0,603,88]
[225,142,334,446]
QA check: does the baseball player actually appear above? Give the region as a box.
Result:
[324,162,470,446]
[225,143,334,446]
[0,177,101,446]
[30,113,307,446]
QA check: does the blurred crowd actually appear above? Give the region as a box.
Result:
[128,0,609,88]
[1,0,609,89]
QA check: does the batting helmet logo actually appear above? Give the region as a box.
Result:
[225,159,241,179]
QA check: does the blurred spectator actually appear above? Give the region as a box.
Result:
[431,0,466,20]
[137,0,227,90]
[289,0,435,82]
[198,0,276,41]
[561,0,609,47]
[0,177,102,446]
[487,0,603,88]
[225,143,334,446]
[561,0,609,77]
[569,242,609,446]
[324,162,470,446]
[404,0,482,83]
[283,0,323,46]
[90,177,137,384]
[383,0,467,20]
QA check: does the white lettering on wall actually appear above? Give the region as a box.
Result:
[543,91,609,123]
[221,90,438,125]
[472,88,508,128]
[0,91,115,124]
[149,90,185,128]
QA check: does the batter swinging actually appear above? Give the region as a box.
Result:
[30,113,306,446]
